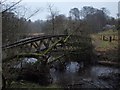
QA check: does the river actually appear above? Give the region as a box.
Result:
[15,58,120,88]
[50,61,120,88]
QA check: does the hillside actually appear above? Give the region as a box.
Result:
[91,29,119,64]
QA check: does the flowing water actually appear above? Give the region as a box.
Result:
[15,58,120,88]
[50,61,120,88]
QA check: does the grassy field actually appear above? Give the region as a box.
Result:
[98,29,118,35]
[91,29,118,62]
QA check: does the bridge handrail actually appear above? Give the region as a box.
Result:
[2,35,91,49]
[2,35,68,49]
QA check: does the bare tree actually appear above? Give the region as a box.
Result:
[47,4,59,35]
[1,0,22,14]
[2,0,42,45]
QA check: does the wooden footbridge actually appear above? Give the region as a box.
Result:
[2,34,93,88]
[2,34,92,64]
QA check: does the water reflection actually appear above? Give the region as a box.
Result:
[24,58,38,63]
[91,66,119,77]
[50,62,80,86]
[14,58,38,68]
[50,61,119,88]
[14,58,120,88]
[66,62,80,73]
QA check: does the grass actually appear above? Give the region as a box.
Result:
[99,41,110,48]
[96,41,118,51]
[91,29,118,51]
[91,29,118,62]
[98,29,118,35]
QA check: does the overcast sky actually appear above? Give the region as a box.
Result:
[7,0,119,21]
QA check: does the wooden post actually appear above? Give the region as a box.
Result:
[102,35,105,41]
[109,36,112,42]
[101,35,102,40]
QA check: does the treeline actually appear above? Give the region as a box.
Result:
[41,6,117,35]
[2,1,118,45]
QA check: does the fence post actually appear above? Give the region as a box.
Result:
[109,36,112,42]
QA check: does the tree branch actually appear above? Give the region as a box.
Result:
[2,0,22,14]
[26,9,40,20]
